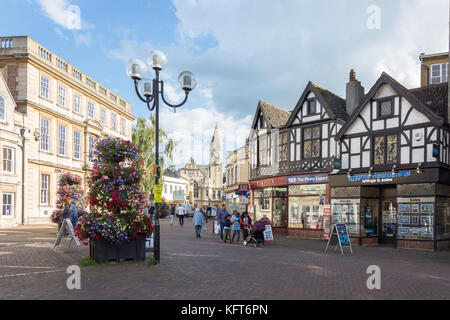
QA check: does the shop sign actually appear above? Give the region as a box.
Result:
[348,170,411,183]
[250,176,286,189]
[235,190,251,196]
[432,144,439,158]
[154,185,163,203]
[325,224,352,255]
[263,225,274,242]
[322,205,331,241]
[397,197,435,203]
[238,184,250,192]
[287,173,328,185]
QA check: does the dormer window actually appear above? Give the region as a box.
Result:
[377,98,394,118]
[306,98,317,115]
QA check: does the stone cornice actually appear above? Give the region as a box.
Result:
[4,53,136,121]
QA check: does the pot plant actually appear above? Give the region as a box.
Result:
[76,138,153,263]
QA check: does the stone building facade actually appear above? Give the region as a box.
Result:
[178,124,225,208]
[0,36,134,227]
[224,144,249,213]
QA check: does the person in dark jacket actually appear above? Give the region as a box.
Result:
[223,214,232,243]
[149,205,155,220]
[216,204,228,240]
[240,211,252,242]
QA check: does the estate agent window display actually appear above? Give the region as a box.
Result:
[397,200,435,241]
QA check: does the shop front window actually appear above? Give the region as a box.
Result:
[272,198,287,227]
[288,184,327,229]
[397,199,434,240]
[331,200,360,235]
[360,199,379,236]
[254,196,272,222]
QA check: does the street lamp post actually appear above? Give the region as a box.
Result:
[127,50,196,264]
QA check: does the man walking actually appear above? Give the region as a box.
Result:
[193,208,205,238]
[217,204,228,240]
[177,203,185,226]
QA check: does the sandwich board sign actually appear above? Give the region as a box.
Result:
[263,224,274,242]
[53,218,80,249]
[325,223,352,255]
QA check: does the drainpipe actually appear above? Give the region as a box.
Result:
[19,128,26,225]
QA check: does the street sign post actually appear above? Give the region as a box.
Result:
[154,184,162,203]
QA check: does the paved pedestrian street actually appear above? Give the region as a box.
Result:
[0,219,449,300]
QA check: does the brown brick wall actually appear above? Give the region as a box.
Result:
[420,64,428,87]
[397,240,434,250]
[361,237,379,246]
[437,240,450,250]
[287,229,323,239]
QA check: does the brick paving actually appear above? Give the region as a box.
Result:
[0,218,449,300]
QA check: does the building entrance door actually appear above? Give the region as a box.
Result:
[380,186,397,245]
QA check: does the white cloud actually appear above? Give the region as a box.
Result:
[36,0,81,30]
[36,0,95,46]
[109,0,448,166]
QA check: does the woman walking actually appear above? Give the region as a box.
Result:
[231,210,241,243]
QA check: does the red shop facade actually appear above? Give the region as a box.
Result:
[249,172,330,238]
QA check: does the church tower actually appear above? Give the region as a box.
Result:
[209,124,223,188]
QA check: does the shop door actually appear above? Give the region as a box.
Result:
[380,187,397,245]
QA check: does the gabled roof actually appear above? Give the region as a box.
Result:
[250,100,291,131]
[285,81,347,127]
[409,82,448,119]
[336,72,446,140]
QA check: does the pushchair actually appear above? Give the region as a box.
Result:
[243,225,265,247]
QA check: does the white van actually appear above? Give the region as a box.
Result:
[180,203,193,217]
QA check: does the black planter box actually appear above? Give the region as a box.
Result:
[89,235,146,263]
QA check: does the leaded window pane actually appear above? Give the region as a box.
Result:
[312,127,320,139]
[311,139,320,158]
[303,141,311,159]
[380,100,392,116]
[304,128,311,139]
[387,135,398,164]
[374,136,386,165]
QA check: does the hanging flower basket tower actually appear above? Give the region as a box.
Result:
[50,171,87,228]
[76,138,153,263]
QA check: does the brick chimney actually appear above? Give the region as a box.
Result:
[345,69,365,116]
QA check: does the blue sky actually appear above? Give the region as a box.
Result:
[1,0,448,167]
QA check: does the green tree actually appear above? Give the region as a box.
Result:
[132,114,175,194]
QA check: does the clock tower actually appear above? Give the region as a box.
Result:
[209,124,223,188]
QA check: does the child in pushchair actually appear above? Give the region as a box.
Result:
[243,226,264,247]
[243,218,269,247]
